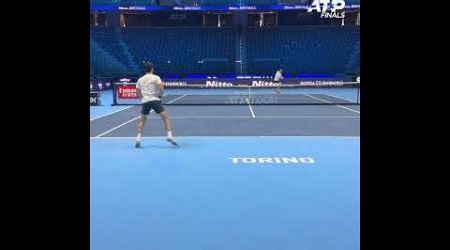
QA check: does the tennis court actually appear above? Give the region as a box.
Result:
[90,86,360,250]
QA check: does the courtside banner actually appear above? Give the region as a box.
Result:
[90,92,100,106]
[117,84,139,99]
[112,79,357,105]
[114,79,347,88]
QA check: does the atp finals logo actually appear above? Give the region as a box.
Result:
[307,0,346,19]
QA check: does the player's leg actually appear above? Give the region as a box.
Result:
[153,101,178,146]
[159,111,178,146]
[274,81,281,94]
[274,86,280,94]
[135,102,151,148]
[135,115,148,148]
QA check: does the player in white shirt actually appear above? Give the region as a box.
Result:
[274,68,283,94]
[135,62,177,148]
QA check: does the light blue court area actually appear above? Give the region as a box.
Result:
[90,106,132,120]
[90,90,129,120]
[91,136,360,250]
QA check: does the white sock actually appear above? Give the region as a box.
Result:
[136,133,142,142]
[167,131,173,138]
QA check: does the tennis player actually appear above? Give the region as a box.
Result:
[274,68,283,94]
[135,61,177,148]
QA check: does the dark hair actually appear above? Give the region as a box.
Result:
[143,61,154,73]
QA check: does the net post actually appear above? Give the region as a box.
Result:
[112,82,117,106]
[357,82,360,104]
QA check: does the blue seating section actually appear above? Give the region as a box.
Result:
[120,27,235,75]
[243,0,279,5]
[91,0,156,5]
[90,38,130,76]
[90,27,135,74]
[200,0,237,6]
[90,26,359,76]
[246,26,360,74]
[278,0,310,4]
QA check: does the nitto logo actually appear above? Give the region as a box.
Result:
[206,81,233,87]
[252,81,281,87]
[230,157,315,165]
[308,0,346,19]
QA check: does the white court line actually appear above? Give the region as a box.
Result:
[317,93,354,103]
[94,114,359,137]
[90,106,134,121]
[94,116,141,138]
[258,115,359,118]
[167,94,188,104]
[304,94,360,114]
[145,115,359,119]
[91,136,360,139]
[94,95,187,137]
[245,97,256,118]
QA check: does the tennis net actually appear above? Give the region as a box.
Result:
[112,82,360,106]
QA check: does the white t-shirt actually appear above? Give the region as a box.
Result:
[274,71,283,82]
[136,73,163,103]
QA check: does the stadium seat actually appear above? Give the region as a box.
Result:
[90,26,359,77]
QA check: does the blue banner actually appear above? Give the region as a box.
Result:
[91,4,360,11]
[91,5,118,11]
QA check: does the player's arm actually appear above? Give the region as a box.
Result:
[136,83,142,98]
[158,78,164,97]
[136,88,142,98]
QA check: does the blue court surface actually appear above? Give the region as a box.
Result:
[90,90,360,250]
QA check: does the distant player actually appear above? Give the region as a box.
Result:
[135,61,177,148]
[274,68,284,94]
